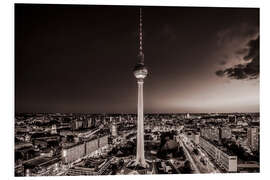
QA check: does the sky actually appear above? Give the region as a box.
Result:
[15,4,259,113]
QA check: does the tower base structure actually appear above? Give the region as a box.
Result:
[128,159,150,169]
[123,158,151,175]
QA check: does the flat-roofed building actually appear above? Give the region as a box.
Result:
[199,137,237,172]
[23,156,61,176]
[99,135,108,148]
[85,139,99,155]
[62,135,109,164]
[247,127,259,152]
[62,143,85,164]
[220,127,232,139]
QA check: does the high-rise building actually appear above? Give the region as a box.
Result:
[247,127,259,152]
[201,127,220,142]
[220,127,232,139]
[87,118,92,128]
[119,116,122,122]
[51,124,57,134]
[111,123,117,137]
[82,118,88,129]
[133,8,148,168]
[72,120,83,130]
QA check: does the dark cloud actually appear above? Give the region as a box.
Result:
[216,36,259,80]
[243,37,259,62]
[223,64,248,79]
[219,60,227,65]
[215,70,225,77]
[217,23,258,47]
[235,48,249,55]
[218,55,228,65]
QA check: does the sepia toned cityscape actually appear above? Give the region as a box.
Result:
[15,4,259,176]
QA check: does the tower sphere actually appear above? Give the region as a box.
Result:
[133,62,148,79]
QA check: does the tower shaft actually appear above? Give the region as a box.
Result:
[136,80,146,166]
[132,8,148,168]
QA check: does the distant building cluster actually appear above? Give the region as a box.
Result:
[15,112,259,176]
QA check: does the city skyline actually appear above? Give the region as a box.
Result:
[15,4,259,113]
[14,4,260,177]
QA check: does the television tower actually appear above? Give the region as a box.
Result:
[133,8,148,167]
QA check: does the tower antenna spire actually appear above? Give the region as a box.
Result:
[139,8,144,63]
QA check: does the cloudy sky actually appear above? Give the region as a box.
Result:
[15,4,259,113]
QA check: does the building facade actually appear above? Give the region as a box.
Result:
[199,137,237,172]
[62,136,109,164]
[247,127,259,152]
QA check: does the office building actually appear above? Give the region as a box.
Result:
[199,137,237,172]
[247,127,259,152]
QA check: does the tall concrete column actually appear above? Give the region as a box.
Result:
[132,7,148,168]
[136,79,146,166]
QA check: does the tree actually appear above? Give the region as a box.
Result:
[182,160,192,173]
